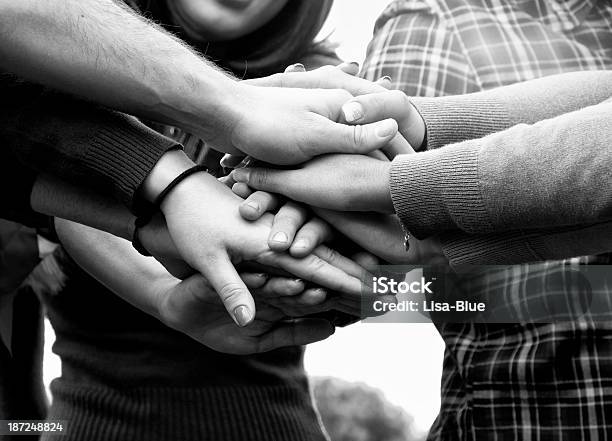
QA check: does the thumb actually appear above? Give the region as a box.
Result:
[199,253,256,327]
[341,91,425,150]
[317,118,398,156]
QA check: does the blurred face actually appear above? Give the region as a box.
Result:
[170,0,290,41]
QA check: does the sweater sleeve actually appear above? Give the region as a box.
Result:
[410,71,612,151]
[1,79,179,214]
[390,99,612,239]
[440,222,612,268]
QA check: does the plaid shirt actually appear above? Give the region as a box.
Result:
[362,1,612,440]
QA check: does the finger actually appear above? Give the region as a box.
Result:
[232,168,289,197]
[285,63,306,73]
[375,75,393,89]
[382,133,416,158]
[244,66,387,96]
[271,252,367,299]
[313,117,398,156]
[232,182,254,199]
[219,175,236,188]
[200,253,256,327]
[336,61,360,76]
[342,90,411,124]
[221,154,247,169]
[240,273,269,290]
[239,191,281,221]
[256,277,305,299]
[351,251,381,268]
[313,245,371,282]
[367,149,389,161]
[290,217,333,258]
[293,288,328,306]
[268,201,308,251]
[257,319,335,352]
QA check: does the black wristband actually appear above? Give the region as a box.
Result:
[154,165,208,208]
[132,165,208,257]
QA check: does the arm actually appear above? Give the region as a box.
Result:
[54,218,336,355]
[2,79,179,212]
[0,0,397,163]
[441,222,612,268]
[411,70,612,150]
[389,100,612,238]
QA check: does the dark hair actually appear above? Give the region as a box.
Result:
[132,0,335,78]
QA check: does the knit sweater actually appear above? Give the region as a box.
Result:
[389,71,612,266]
[0,78,178,217]
[39,247,327,441]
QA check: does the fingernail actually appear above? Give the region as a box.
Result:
[246,201,260,212]
[288,63,305,72]
[349,61,360,68]
[271,232,289,244]
[294,279,304,285]
[233,305,252,327]
[380,76,392,85]
[342,101,364,123]
[232,168,249,183]
[376,120,397,138]
[293,239,309,249]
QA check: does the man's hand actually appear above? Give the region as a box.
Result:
[218,84,398,164]
[155,273,336,355]
[231,154,394,213]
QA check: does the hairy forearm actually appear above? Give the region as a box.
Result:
[31,175,135,240]
[0,0,238,140]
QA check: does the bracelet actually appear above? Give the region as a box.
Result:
[132,165,208,257]
[154,165,208,208]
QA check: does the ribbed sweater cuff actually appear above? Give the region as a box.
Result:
[411,96,508,151]
[389,143,493,239]
[441,231,540,269]
[82,119,180,214]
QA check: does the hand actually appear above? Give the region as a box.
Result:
[218,83,399,165]
[231,185,333,258]
[231,154,394,213]
[160,171,370,327]
[155,272,335,355]
[341,90,427,153]
[244,63,391,96]
[314,210,448,266]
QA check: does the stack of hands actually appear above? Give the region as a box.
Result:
[58,63,444,355]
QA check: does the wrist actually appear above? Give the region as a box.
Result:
[404,103,427,150]
[165,69,243,144]
[159,168,230,214]
[376,161,395,213]
[141,149,195,203]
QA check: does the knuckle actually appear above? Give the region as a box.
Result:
[389,89,410,106]
[251,169,270,189]
[218,282,247,304]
